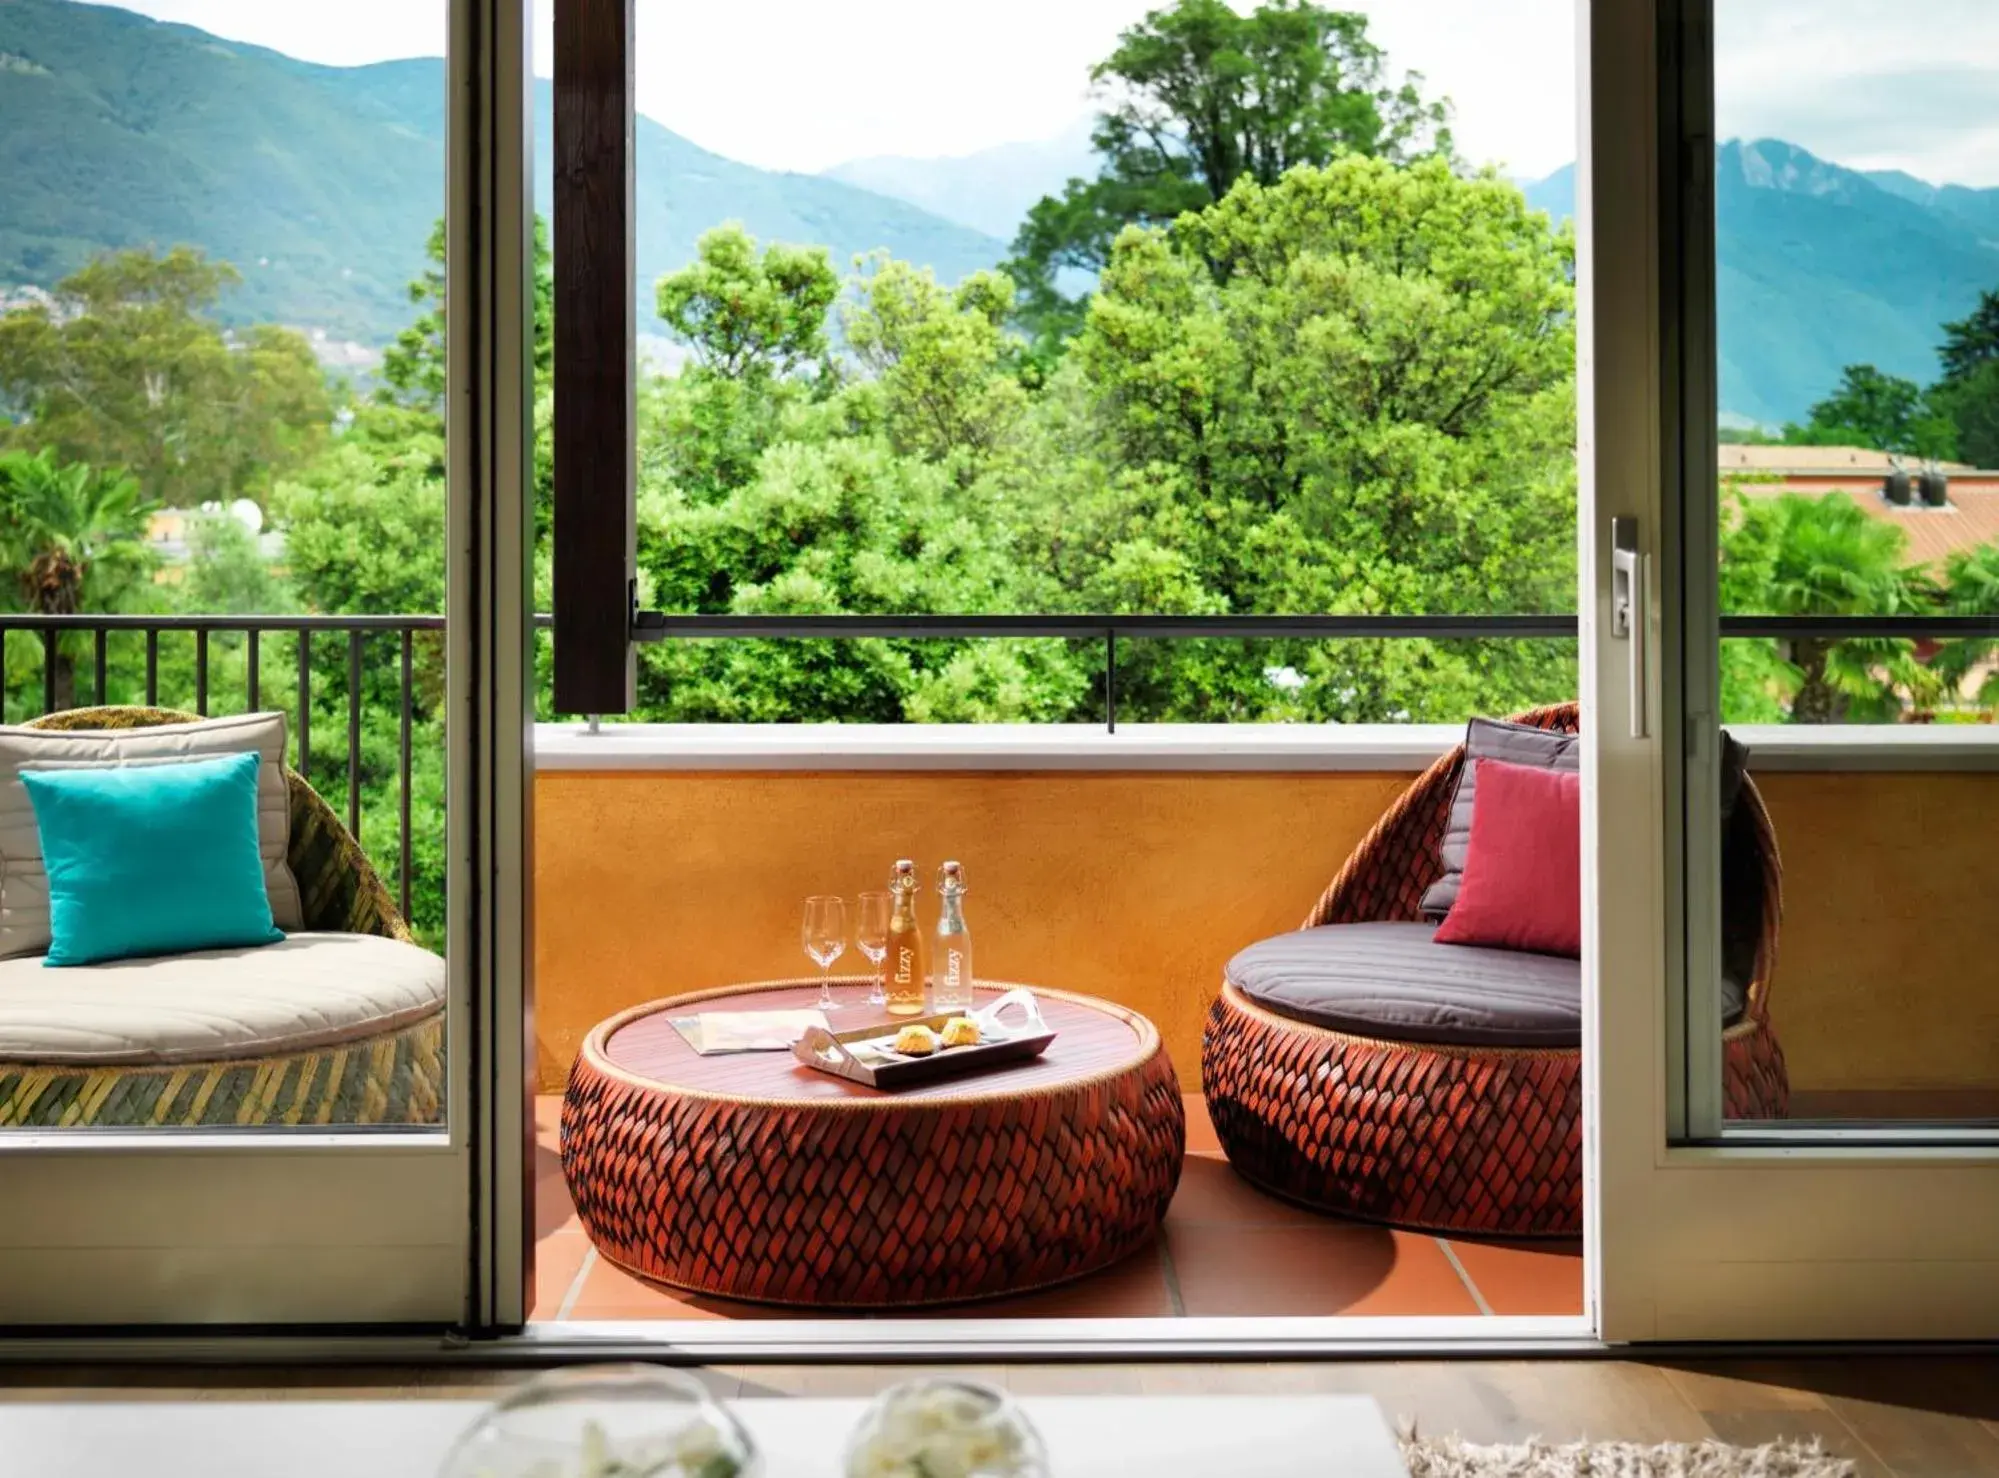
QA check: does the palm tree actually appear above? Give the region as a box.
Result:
[0,449,156,711]
[1934,542,1999,713]
[1724,491,1938,723]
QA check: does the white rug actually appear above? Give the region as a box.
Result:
[1402,1437,1854,1477]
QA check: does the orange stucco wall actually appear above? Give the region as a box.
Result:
[532,769,1999,1098]
[1752,772,1999,1096]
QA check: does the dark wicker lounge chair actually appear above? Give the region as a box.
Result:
[1200,702,1788,1238]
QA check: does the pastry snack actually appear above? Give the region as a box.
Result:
[891,1024,940,1057]
[940,1016,982,1048]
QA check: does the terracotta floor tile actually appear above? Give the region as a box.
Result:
[1167,1223,1481,1317]
[914,1241,1176,1320]
[1445,1238,1585,1317]
[1180,1093,1221,1154]
[531,1231,591,1320]
[564,1257,806,1322]
[1166,1153,1326,1228]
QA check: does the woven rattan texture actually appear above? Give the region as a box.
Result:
[1204,703,1790,1237]
[561,1002,1187,1307]
[0,1010,444,1127]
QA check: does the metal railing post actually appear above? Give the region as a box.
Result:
[400,627,414,922]
[296,630,311,782]
[347,629,364,840]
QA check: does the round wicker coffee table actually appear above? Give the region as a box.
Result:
[561,977,1185,1309]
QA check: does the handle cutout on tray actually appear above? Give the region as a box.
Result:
[979,988,1046,1035]
[796,1026,858,1070]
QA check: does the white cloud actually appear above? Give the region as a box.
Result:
[76,0,1999,185]
[77,0,1574,174]
[1716,1,1999,185]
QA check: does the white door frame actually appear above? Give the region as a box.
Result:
[1581,0,1999,1344]
[0,0,533,1333]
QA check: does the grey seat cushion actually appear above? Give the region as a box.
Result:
[1228,922,1583,1047]
[1228,922,1746,1048]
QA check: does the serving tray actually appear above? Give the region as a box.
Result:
[793,988,1056,1090]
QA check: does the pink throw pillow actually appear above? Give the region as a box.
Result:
[1433,757,1582,957]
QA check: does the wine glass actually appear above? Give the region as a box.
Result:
[802,895,848,1012]
[855,890,891,1007]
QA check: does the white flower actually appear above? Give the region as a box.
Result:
[845,1385,1038,1478]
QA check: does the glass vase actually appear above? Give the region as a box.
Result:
[437,1364,759,1478]
[843,1378,1049,1478]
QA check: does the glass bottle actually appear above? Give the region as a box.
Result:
[885,859,927,1017]
[934,861,975,1014]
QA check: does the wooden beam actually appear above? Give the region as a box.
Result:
[552,0,637,714]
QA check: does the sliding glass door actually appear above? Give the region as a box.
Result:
[0,0,534,1331]
[1588,0,1999,1342]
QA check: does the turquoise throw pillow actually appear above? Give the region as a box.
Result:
[21,751,285,967]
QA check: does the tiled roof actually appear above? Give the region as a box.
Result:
[1731,482,1999,569]
[1720,444,1979,475]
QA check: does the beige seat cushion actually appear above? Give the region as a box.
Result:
[0,712,304,958]
[0,933,444,1066]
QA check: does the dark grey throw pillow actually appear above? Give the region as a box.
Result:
[1420,716,1582,920]
[1719,730,1750,824]
[1419,722,1755,928]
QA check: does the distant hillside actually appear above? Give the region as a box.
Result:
[0,0,1003,349]
[1864,169,1999,237]
[823,120,1097,243]
[1522,141,1999,425]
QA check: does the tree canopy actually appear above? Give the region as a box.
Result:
[1006,0,1453,350]
[1787,364,1957,460]
[0,247,331,507]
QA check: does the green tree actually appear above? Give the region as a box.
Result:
[1007,0,1452,348]
[1787,364,1957,459]
[1931,541,1999,711]
[656,226,839,383]
[841,260,1027,470]
[0,449,157,708]
[1932,364,1999,469]
[1928,289,1999,469]
[180,510,294,617]
[1719,489,1937,723]
[1939,288,1999,387]
[0,248,332,507]
[379,217,556,414]
[633,437,1086,722]
[1055,156,1576,720]
[650,226,842,498]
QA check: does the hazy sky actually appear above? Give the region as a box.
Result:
[79,1,1999,186]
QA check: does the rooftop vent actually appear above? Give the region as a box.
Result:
[1884,463,1913,506]
[1919,466,1950,508]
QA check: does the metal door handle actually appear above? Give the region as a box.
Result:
[1611,517,1648,740]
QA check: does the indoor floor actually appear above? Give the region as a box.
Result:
[7,1357,1998,1475]
[532,1094,1586,1322]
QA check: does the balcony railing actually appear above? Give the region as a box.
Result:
[6,609,1996,924]
[0,613,441,923]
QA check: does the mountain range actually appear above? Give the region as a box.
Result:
[824,119,1097,243]
[5,0,1997,427]
[1520,144,1999,426]
[0,0,1001,350]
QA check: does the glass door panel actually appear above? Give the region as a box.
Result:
[1588,0,1999,1345]
[0,0,531,1328]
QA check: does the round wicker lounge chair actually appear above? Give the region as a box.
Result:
[1200,702,1788,1238]
[0,707,444,1130]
